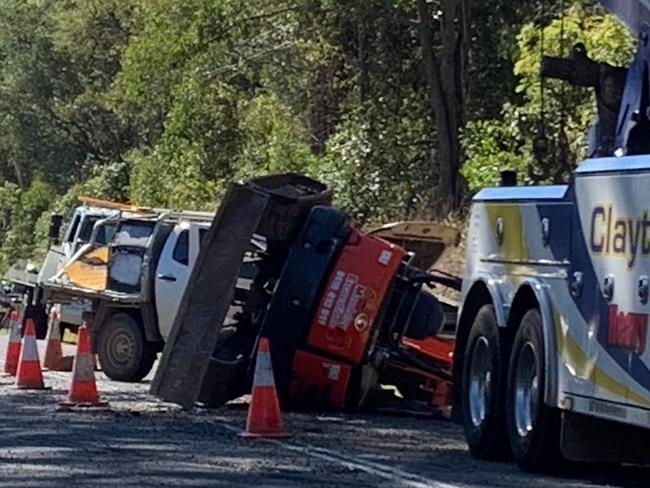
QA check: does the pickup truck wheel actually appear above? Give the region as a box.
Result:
[461,304,510,460]
[97,313,156,382]
[506,309,561,472]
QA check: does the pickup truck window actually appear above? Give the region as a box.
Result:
[78,216,100,243]
[114,221,155,246]
[95,223,116,245]
[79,216,116,245]
[66,214,81,243]
[173,230,189,265]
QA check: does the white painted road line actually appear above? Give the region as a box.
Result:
[222,423,463,488]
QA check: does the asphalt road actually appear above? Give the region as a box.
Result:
[0,337,648,488]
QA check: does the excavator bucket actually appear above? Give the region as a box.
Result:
[150,174,331,409]
[367,221,460,271]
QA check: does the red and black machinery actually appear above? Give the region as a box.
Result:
[151,174,459,412]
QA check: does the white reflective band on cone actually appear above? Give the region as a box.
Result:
[9,320,21,341]
[21,334,39,361]
[253,351,275,387]
[72,353,95,382]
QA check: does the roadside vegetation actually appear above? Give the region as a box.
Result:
[0,0,632,270]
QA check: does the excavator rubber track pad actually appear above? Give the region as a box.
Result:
[150,183,269,408]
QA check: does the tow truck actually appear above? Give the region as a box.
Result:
[454,0,650,472]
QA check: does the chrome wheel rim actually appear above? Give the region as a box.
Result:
[514,341,539,437]
[469,336,492,427]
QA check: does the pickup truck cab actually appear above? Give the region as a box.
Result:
[155,222,209,339]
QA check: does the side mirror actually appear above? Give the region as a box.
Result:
[48,214,64,243]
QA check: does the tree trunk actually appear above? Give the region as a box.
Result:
[308,61,344,155]
[10,155,26,190]
[416,0,470,213]
[358,17,370,103]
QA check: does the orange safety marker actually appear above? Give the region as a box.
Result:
[15,319,48,389]
[60,324,107,407]
[3,310,22,376]
[240,337,290,438]
[43,308,64,371]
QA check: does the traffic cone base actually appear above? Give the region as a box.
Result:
[17,383,52,390]
[239,431,292,438]
[62,325,108,407]
[15,319,47,390]
[43,309,64,371]
[239,389,291,438]
[58,356,74,372]
[3,310,21,376]
[240,337,290,438]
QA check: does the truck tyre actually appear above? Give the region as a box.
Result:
[461,304,510,460]
[97,313,156,382]
[506,308,561,472]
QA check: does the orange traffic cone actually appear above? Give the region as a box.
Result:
[240,337,290,438]
[3,310,22,376]
[43,308,64,371]
[15,319,47,389]
[61,324,107,406]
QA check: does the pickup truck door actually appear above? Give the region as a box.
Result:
[155,223,210,340]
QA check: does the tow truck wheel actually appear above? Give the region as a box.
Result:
[506,308,561,472]
[97,313,156,382]
[461,304,510,460]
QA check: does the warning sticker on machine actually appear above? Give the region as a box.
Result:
[317,271,368,330]
[378,249,393,266]
[323,362,341,381]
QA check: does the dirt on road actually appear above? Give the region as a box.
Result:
[0,339,648,488]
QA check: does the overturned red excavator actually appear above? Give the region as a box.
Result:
[151,174,460,412]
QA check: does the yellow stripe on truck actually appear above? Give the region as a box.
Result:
[485,203,528,261]
[553,308,650,408]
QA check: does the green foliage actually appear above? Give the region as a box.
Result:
[318,94,435,222]
[0,179,56,269]
[462,4,634,192]
[236,92,318,177]
[128,140,223,210]
[461,117,528,192]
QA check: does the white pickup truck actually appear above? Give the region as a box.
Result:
[43,211,219,381]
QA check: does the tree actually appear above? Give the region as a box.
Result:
[461,3,634,191]
[416,0,470,212]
